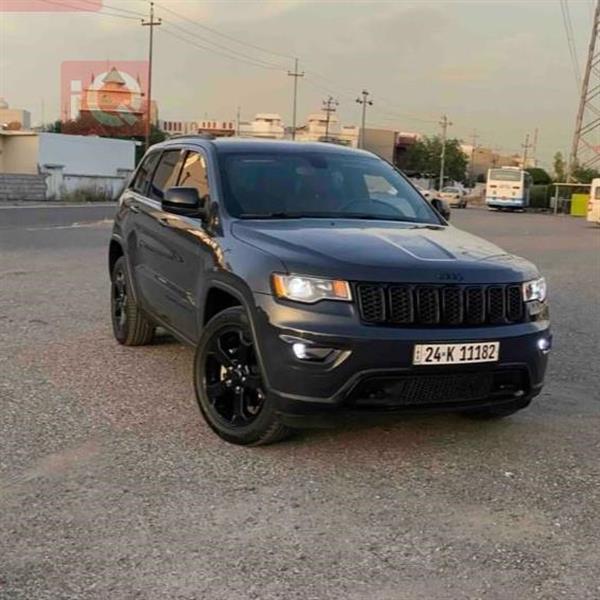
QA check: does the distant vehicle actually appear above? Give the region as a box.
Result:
[416,185,451,220]
[440,186,467,209]
[486,167,532,210]
[587,178,600,226]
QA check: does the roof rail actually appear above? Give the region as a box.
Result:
[167,133,215,141]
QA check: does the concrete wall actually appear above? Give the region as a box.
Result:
[38,133,135,176]
[362,128,397,163]
[0,134,39,174]
[0,173,47,201]
[38,133,135,200]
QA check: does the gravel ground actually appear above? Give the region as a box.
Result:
[0,208,599,599]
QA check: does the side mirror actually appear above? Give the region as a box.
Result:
[431,197,451,221]
[162,187,207,219]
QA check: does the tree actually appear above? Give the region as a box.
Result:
[402,136,468,187]
[571,164,600,184]
[525,167,552,185]
[553,152,566,182]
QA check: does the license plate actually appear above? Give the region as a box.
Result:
[413,342,500,365]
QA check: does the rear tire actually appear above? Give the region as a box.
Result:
[462,398,531,420]
[193,307,292,446]
[111,256,154,346]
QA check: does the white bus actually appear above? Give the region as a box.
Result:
[485,167,532,210]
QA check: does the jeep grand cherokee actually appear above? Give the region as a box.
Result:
[109,137,551,445]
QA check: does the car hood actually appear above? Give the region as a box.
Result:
[231,219,539,284]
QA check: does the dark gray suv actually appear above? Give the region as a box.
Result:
[109,136,551,445]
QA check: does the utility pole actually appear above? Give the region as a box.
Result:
[322,96,339,141]
[469,129,479,185]
[356,90,373,149]
[142,1,161,151]
[438,114,452,190]
[287,58,304,140]
[569,0,600,180]
[521,133,532,169]
[236,106,241,136]
[531,127,538,167]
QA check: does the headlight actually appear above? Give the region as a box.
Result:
[272,273,352,303]
[523,277,547,302]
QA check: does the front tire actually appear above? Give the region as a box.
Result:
[193,307,292,446]
[110,256,154,346]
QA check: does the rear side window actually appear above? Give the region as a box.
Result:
[131,152,160,195]
[149,150,185,201]
[179,152,209,198]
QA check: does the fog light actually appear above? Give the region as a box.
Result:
[292,342,334,361]
[537,337,551,353]
[292,342,309,359]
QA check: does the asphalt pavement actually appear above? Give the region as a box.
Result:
[1,207,599,599]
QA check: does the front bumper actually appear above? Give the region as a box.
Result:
[252,294,550,421]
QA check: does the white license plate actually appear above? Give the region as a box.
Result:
[413,342,500,365]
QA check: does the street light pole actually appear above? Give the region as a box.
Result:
[287,58,304,140]
[438,114,452,190]
[142,1,161,152]
[356,90,373,149]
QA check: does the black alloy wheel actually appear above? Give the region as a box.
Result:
[204,325,265,427]
[194,307,291,445]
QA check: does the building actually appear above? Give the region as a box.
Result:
[0,131,135,201]
[0,98,31,130]
[159,118,236,138]
[295,112,359,147]
[239,113,285,139]
[462,145,536,180]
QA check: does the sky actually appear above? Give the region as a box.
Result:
[0,0,595,168]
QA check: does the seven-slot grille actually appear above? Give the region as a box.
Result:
[355,283,525,326]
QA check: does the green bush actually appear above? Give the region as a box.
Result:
[61,187,114,203]
[529,185,550,209]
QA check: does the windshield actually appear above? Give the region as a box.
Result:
[489,169,522,182]
[218,151,442,224]
[442,187,460,193]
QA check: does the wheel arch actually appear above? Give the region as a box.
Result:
[200,279,272,390]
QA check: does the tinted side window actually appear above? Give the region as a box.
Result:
[179,152,209,198]
[131,152,160,195]
[149,150,185,201]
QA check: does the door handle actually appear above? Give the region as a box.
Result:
[130,204,140,214]
[158,217,169,227]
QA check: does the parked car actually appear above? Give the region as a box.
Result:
[440,186,468,208]
[416,186,451,220]
[109,137,551,445]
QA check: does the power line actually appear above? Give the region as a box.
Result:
[37,0,141,19]
[560,0,582,88]
[154,1,293,62]
[159,25,286,72]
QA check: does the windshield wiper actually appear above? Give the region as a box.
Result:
[239,211,416,222]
